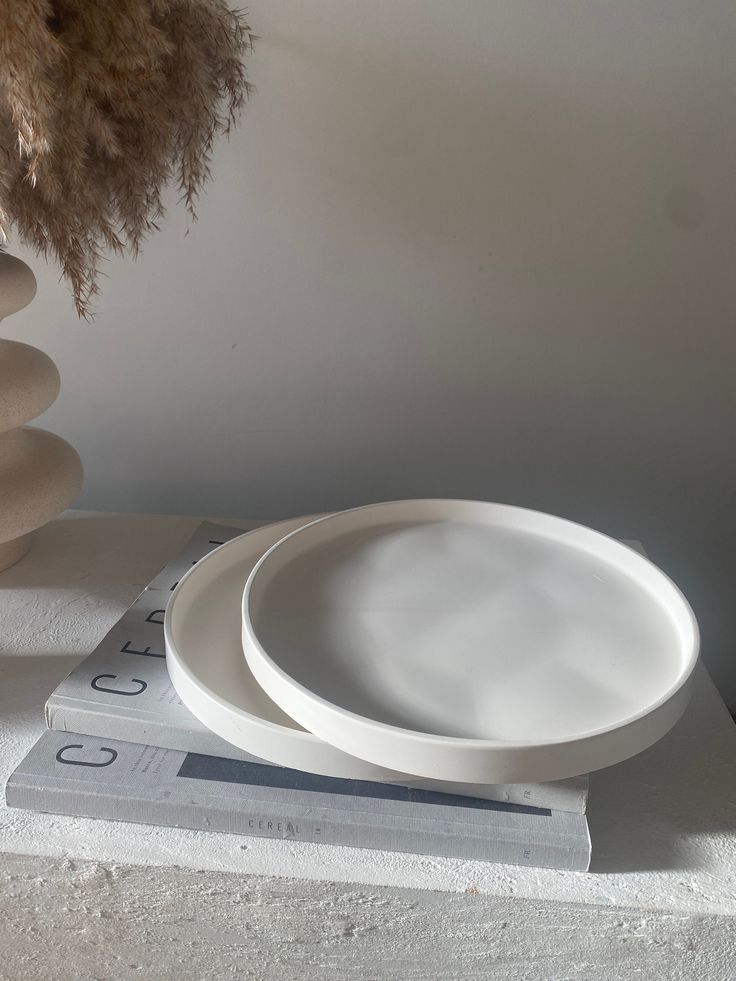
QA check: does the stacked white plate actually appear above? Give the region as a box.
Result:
[165,499,699,787]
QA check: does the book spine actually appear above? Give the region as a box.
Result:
[45,696,268,766]
[417,779,588,814]
[45,697,587,813]
[509,781,587,814]
[6,777,590,871]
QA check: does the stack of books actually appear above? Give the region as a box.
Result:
[6,523,592,871]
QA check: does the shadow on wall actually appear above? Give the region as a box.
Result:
[216,27,736,704]
[260,28,726,353]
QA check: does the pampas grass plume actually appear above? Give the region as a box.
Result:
[0,0,254,317]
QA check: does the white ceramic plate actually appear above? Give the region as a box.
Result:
[164,516,532,794]
[242,500,700,784]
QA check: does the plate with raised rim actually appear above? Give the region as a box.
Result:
[164,515,534,795]
[242,499,700,784]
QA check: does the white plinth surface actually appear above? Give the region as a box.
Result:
[1,511,734,980]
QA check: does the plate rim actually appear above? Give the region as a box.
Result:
[164,515,323,745]
[241,499,700,780]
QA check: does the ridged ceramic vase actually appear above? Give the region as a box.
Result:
[0,253,83,572]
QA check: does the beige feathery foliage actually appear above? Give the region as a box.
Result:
[0,0,253,317]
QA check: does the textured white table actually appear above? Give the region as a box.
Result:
[1,511,735,980]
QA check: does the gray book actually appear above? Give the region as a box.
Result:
[6,730,592,872]
[45,520,590,813]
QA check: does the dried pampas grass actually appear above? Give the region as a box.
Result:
[0,0,254,317]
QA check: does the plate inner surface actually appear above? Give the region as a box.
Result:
[251,519,687,743]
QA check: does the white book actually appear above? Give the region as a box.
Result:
[45,521,590,813]
[7,730,591,872]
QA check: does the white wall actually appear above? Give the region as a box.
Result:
[6,1,736,703]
